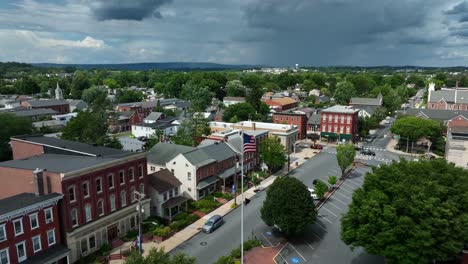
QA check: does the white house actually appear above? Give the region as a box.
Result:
[132,117,179,138]
[223,97,245,107]
[52,112,77,123]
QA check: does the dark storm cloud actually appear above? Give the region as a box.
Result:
[445,1,468,14]
[89,0,172,21]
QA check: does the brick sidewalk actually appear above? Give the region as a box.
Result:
[110,147,317,263]
[244,243,286,264]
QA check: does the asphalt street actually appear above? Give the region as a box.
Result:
[172,125,405,264]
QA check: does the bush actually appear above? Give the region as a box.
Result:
[213,191,233,200]
[153,226,171,237]
[314,180,328,198]
[187,214,200,223]
[243,239,262,251]
[191,196,221,213]
[214,255,236,264]
[230,248,241,259]
[169,219,189,231]
[124,230,138,241]
[98,243,112,256]
[328,176,337,185]
[174,212,189,221]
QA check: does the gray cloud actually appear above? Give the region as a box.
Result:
[445,1,468,14]
[88,0,172,21]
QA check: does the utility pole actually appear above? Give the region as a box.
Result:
[241,130,245,264]
[134,190,145,255]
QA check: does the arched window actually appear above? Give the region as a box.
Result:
[109,194,116,212]
[130,187,136,202]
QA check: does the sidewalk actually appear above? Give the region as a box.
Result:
[109,147,318,263]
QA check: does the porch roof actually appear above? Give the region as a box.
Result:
[162,196,189,209]
[22,244,70,264]
[197,175,219,190]
[217,166,238,180]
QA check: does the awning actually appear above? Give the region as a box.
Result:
[197,175,219,190]
[217,167,238,180]
[23,244,70,264]
[320,132,353,139]
[162,196,189,209]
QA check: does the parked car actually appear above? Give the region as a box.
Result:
[202,215,224,233]
[310,144,323,149]
[308,187,320,200]
[361,149,376,156]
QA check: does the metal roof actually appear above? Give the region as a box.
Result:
[147,142,195,165]
[0,192,63,216]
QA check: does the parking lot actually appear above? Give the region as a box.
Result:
[256,165,382,264]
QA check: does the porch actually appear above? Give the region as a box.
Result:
[162,196,190,221]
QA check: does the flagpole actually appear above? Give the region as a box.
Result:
[241,129,244,264]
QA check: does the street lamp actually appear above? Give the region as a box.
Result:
[134,190,145,255]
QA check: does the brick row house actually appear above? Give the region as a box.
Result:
[0,135,150,263]
[0,192,69,264]
[320,105,359,142]
[21,99,70,115]
[272,112,308,140]
[427,82,468,111]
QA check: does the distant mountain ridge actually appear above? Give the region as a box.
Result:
[32,62,263,71]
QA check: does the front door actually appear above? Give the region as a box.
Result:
[107,225,118,242]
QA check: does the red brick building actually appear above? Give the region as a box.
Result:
[263,97,299,111]
[273,112,308,139]
[320,105,359,142]
[0,192,69,264]
[21,99,70,115]
[0,136,150,263]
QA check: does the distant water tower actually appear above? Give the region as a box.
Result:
[295,64,299,70]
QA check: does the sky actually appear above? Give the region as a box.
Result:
[1,0,468,66]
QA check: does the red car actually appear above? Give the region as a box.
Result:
[310,144,323,149]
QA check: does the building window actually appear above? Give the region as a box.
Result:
[187,172,191,181]
[130,187,136,202]
[322,126,326,132]
[139,184,144,195]
[129,167,135,182]
[89,235,96,249]
[335,116,338,122]
[97,200,104,216]
[96,178,102,193]
[169,189,174,198]
[346,126,350,134]
[119,171,125,185]
[347,116,351,124]
[340,126,344,134]
[110,194,116,211]
[85,204,92,222]
[322,114,326,121]
[82,182,90,198]
[163,192,168,201]
[32,235,41,253]
[16,241,26,262]
[13,218,23,236]
[334,125,338,133]
[47,229,56,246]
[0,248,9,264]
[174,188,179,196]
[71,209,78,227]
[68,186,76,202]
[80,238,88,254]
[0,224,5,242]
[108,174,114,189]
[29,213,39,230]
[171,169,174,173]
[138,165,143,178]
[130,216,136,229]
[45,208,53,224]
[121,191,127,207]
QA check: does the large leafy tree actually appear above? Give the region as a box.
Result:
[336,143,356,177]
[70,71,91,99]
[61,111,122,149]
[259,137,287,173]
[261,176,317,236]
[0,113,33,161]
[225,80,246,97]
[81,86,111,111]
[341,159,468,263]
[390,116,442,153]
[222,102,256,122]
[333,81,356,105]
[181,82,214,112]
[117,90,145,104]
[171,116,210,147]
[125,247,196,264]
[14,76,40,95]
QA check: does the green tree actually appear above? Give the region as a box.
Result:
[14,76,40,95]
[259,137,287,173]
[336,143,356,177]
[222,102,256,122]
[314,180,328,198]
[333,81,356,105]
[301,79,318,92]
[103,78,119,89]
[261,176,317,236]
[81,86,110,108]
[70,72,91,99]
[117,90,145,104]
[390,116,442,153]
[0,113,33,161]
[180,82,214,112]
[171,116,210,147]
[341,159,468,264]
[225,80,246,97]
[144,130,162,150]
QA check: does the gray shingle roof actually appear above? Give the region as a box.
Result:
[147,142,195,165]
[12,135,127,157]
[11,108,58,117]
[183,142,236,166]
[149,169,181,193]
[0,154,128,173]
[350,97,382,106]
[427,89,468,104]
[0,192,63,216]
[307,112,321,125]
[355,105,379,116]
[25,99,69,107]
[405,108,468,121]
[145,112,163,121]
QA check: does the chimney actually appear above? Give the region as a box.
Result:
[33,168,45,196]
[252,122,256,131]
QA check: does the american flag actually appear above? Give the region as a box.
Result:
[243,133,256,153]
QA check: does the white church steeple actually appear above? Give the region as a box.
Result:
[55,82,63,100]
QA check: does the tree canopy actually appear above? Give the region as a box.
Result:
[261,176,317,236]
[333,81,356,105]
[0,113,33,161]
[171,116,210,147]
[341,159,468,263]
[259,137,287,173]
[222,102,256,122]
[391,116,442,141]
[225,80,246,97]
[336,143,356,176]
[117,90,145,104]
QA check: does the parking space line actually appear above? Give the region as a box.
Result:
[310,231,321,241]
[304,240,315,250]
[338,185,353,194]
[347,179,363,187]
[320,215,333,224]
[289,243,307,262]
[315,220,328,231]
[261,232,273,247]
[331,195,349,206]
[334,191,351,200]
[327,201,343,211]
[322,206,338,217]
[341,181,357,190]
